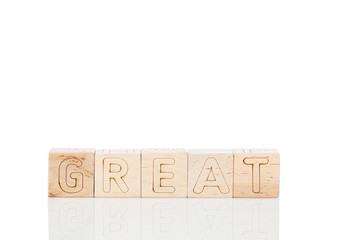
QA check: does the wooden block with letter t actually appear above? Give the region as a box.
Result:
[95,149,141,197]
[233,149,280,198]
[142,149,187,197]
[48,148,95,197]
[187,149,233,198]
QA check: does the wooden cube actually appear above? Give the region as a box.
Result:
[95,149,141,197]
[187,150,233,198]
[142,149,187,197]
[48,148,95,197]
[233,149,279,198]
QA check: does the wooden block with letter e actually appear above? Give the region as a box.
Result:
[48,148,95,197]
[95,149,141,197]
[142,148,187,197]
[187,149,233,198]
[233,149,280,198]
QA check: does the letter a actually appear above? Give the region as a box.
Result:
[193,157,230,194]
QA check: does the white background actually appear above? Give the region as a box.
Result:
[0,0,359,239]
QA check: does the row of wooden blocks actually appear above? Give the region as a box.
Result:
[48,148,280,198]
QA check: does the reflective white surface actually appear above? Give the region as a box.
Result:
[3,0,360,239]
[49,198,279,240]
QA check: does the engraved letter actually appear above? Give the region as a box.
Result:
[103,158,129,193]
[243,158,269,193]
[153,158,175,193]
[59,159,83,193]
[193,157,229,194]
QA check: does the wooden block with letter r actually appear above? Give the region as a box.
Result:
[233,149,280,198]
[142,148,187,197]
[48,148,95,197]
[95,149,141,197]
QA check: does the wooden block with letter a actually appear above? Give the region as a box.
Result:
[233,149,280,198]
[48,148,95,197]
[95,149,141,197]
[187,149,233,198]
[142,148,187,197]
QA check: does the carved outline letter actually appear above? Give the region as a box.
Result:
[153,158,175,193]
[59,159,84,193]
[103,157,129,193]
[243,157,269,193]
[193,157,229,194]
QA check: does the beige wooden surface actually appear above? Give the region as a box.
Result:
[95,149,141,197]
[49,148,280,198]
[48,148,95,197]
[187,149,233,198]
[142,148,187,197]
[233,149,279,198]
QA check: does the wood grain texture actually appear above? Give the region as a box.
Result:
[48,148,280,198]
[95,149,141,197]
[142,149,187,197]
[187,150,233,198]
[233,149,279,198]
[48,148,95,197]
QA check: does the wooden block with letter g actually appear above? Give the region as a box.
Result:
[142,148,187,197]
[233,149,280,198]
[95,149,141,197]
[187,149,233,198]
[48,148,95,197]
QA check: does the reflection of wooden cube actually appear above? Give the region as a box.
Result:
[142,149,187,197]
[233,149,280,198]
[95,198,141,239]
[48,148,95,197]
[187,198,233,239]
[95,149,141,197]
[141,198,188,238]
[48,198,94,239]
[187,150,233,198]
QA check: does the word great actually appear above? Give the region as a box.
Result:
[48,148,280,198]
